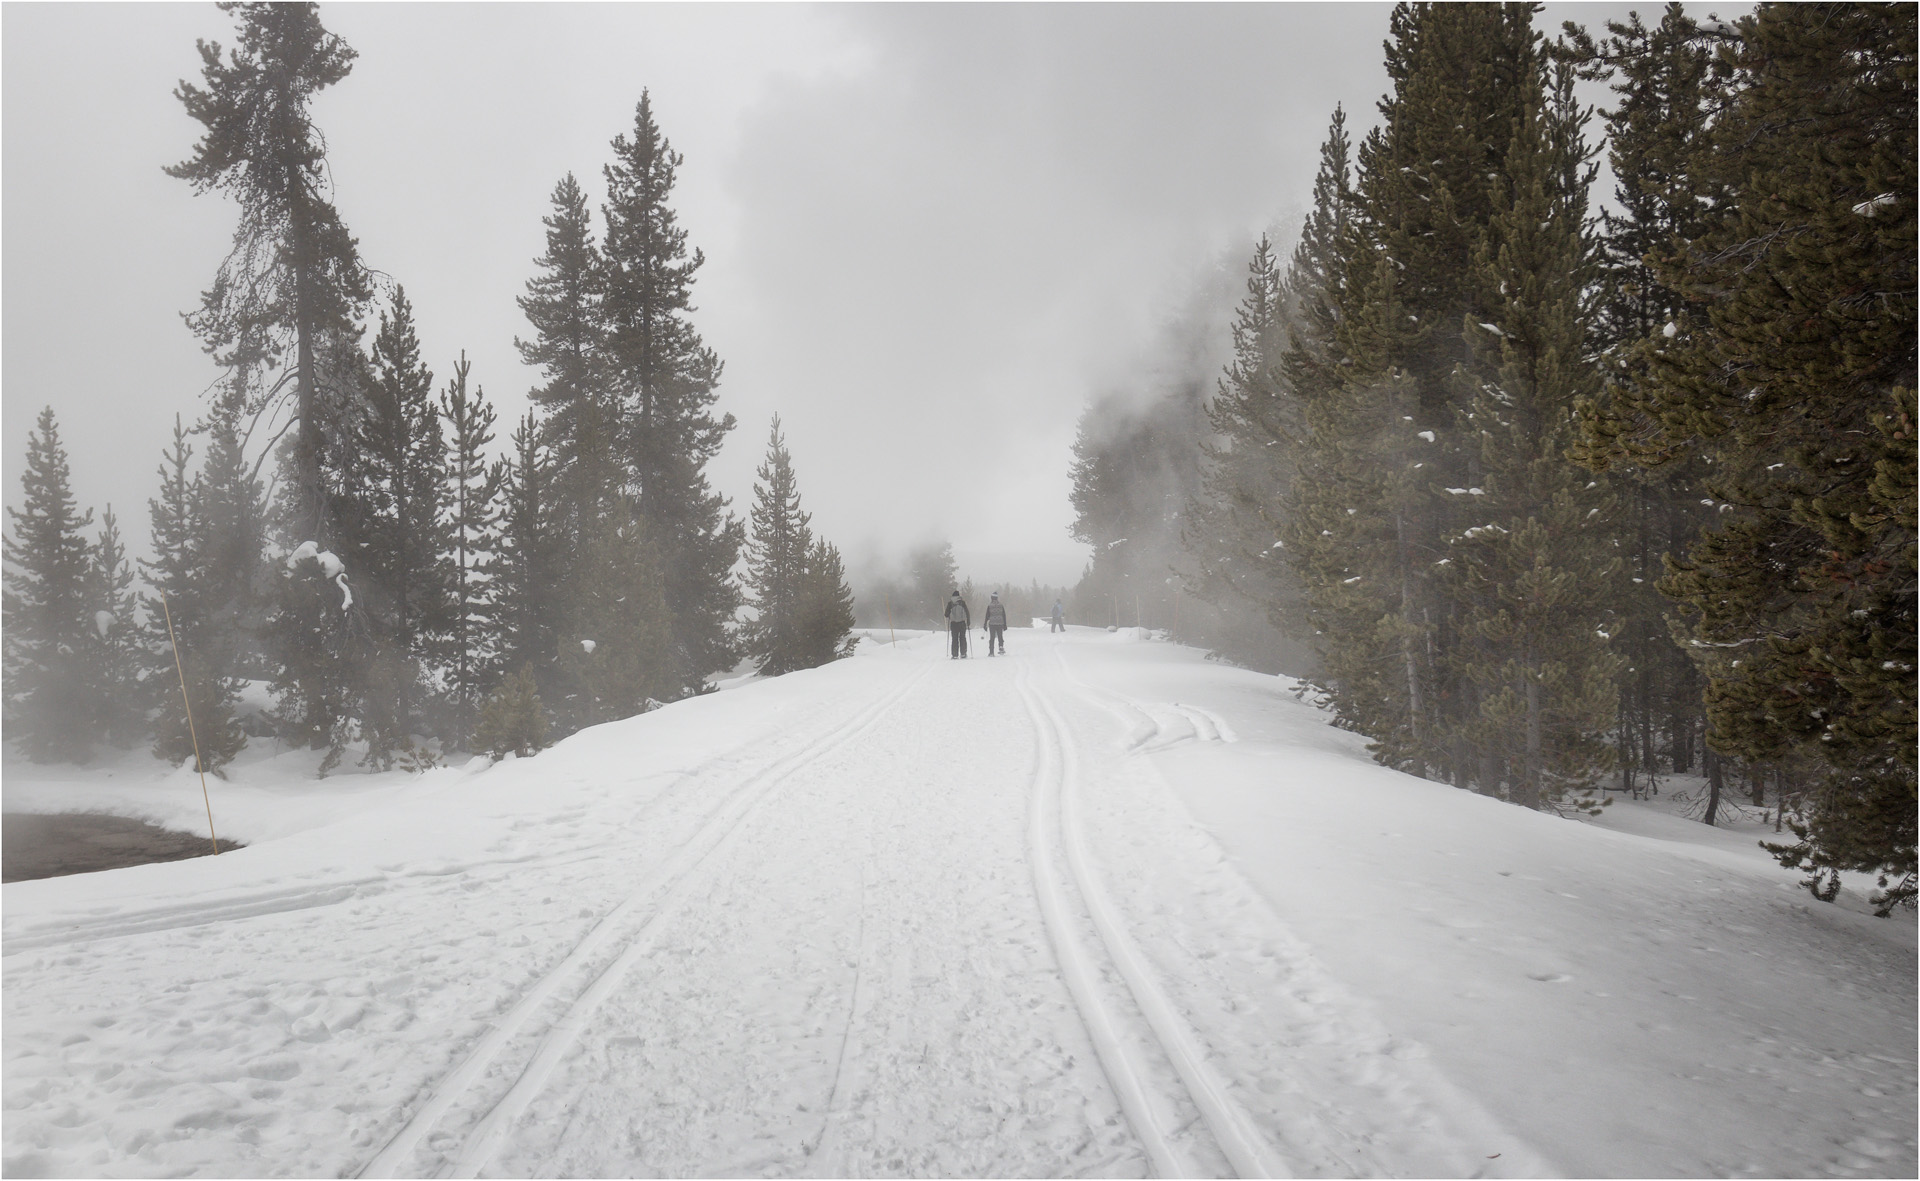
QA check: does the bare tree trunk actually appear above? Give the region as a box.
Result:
[1395,507,1425,778]
[1620,685,1636,798]
[294,301,320,543]
[1520,667,1542,809]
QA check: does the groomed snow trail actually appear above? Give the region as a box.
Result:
[361,634,1543,1178]
[6,629,1912,1178]
[1,632,1553,1178]
[359,658,941,1178]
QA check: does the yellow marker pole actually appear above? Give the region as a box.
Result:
[888,591,896,646]
[161,595,220,856]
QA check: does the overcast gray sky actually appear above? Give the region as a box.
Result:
[3,2,1641,586]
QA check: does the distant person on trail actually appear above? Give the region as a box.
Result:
[984,592,1008,655]
[945,590,971,659]
[1051,599,1065,633]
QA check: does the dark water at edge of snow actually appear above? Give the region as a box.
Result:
[2,812,242,883]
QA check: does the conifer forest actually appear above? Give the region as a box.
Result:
[7,6,860,777]
[1066,2,1916,914]
[4,0,1915,922]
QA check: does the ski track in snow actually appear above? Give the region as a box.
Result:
[1043,647,1555,1177]
[4,631,1912,1178]
[360,658,939,1178]
[414,642,1549,1178]
[1018,655,1283,1177]
[480,646,1139,1179]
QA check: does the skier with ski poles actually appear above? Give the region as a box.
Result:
[945,589,971,659]
[983,591,1008,655]
[1050,598,1065,633]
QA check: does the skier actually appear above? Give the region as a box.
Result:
[983,591,1008,655]
[1050,598,1065,633]
[945,589,971,659]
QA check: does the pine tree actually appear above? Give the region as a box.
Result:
[1563,3,1721,798]
[440,351,500,750]
[144,416,247,771]
[85,507,144,748]
[168,2,371,543]
[1183,115,1354,666]
[1280,3,1545,784]
[490,412,562,693]
[1186,235,1293,621]
[474,665,549,759]
[553,502,676,732]
[598,91,743,689]
[199,374,271,684]
[259,329,372,768]
[1629,3,1917,910]
[1282,280,1422,763]
[796,537,860,668]
[1443,59,1621,809]
[3,408,98,763]
[743,416,814,675]
[517,173,615,539]
[342,287,453,761]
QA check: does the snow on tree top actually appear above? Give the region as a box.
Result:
[286,540,345,579]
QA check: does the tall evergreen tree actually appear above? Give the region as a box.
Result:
[1185,114,1353,667]
[3,409,99,763]
[489,412,562,693]
[742,416,815,675]
[342,287,453,760]
[198,373,271,685]
[517,172,615,538]
[168,1,371,543]
[1563,4,1722,798]
[1186,235,1294,622]
[1626,3,1917,910]
[440,352,501,750]
[1443,60,1620,808]
[598,92,743,689]
[143,416,248,771]
[1281,3,1546,785]
[259,329,373,766]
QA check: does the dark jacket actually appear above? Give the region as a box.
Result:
[945,596,970,625]
[984,602,1007,627]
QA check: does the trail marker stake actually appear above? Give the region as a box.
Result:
[161,595,220,856]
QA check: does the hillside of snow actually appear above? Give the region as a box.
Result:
[3,628,1913,1177]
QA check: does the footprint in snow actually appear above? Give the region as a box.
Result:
[1528,972,1573,983]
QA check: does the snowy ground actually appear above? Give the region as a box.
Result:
[3,628,1913,1178]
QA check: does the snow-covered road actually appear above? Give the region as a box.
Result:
[4,630,1914,1177]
